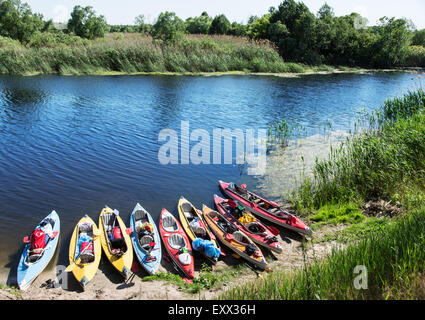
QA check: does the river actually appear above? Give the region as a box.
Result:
[0,71,423,279]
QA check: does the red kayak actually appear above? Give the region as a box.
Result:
[159,208,195,280]
[214,195,283,253]
[219,181,312,236]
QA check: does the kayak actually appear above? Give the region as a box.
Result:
[129,203,162,275]
[99,206,133,279]
[67,215,102,289]
[17,210,60,291]
[159,208,194,279]
[219,181,312,236]
[201,205,267,270]
[177,197,220,264]
[214,194,283,254]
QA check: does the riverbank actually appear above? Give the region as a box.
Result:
[220,90,425,300]
[0,221,340,300]
[1,33,422,76]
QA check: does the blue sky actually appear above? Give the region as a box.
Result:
[24,0,425,29]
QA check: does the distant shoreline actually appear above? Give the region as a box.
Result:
[18,67,422,77]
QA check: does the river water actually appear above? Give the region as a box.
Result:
[0,71,423,278]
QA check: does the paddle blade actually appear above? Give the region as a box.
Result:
[227,199,237,208]
[267,225,280,236]
[65,257,82,272]
[224,233,234,242]
[65,263,76,272]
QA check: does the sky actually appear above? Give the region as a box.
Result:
[24,0,425,29]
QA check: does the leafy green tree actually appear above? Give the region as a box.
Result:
[317,3,334,20]
[269,0,318,62]
[134,14,151,34]
[372,17,413,67]
[151,11,185,43]
[0,0,44,43]
[186,12,212,34]
[209,14,231,35]
[268,21,289,47]
[412,29,425,47]
[247,14,270,40]
[228,22,247,37]
[67,5,109,39]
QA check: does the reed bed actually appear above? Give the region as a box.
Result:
[291,90,425,209]
[0,35,308,75]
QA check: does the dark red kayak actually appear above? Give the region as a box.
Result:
[214,195,283,253]
[219,181,312,236]
[159,208,195,280]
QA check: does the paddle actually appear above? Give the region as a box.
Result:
[266,225,280,236]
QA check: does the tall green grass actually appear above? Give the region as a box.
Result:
[219,89,425,300]
[291,90,425,210]
[0,35,312,75]
[219,204,425,300]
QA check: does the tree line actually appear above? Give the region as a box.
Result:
[0,0,424,68]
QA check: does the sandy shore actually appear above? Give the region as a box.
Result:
[0,222,342,300]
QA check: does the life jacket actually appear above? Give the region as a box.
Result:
[142,222,153,233]
[80,240,93,254]
[30,229,46,255]
[238,213,256,225]
[113,227,123,239]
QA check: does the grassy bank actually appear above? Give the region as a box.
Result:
[220,89,425,300]
[0,33,366,76]
[0,34,306,75]
[291,89,425,210]
[220,206,425,300]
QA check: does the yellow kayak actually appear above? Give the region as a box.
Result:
[68,215,101,290]
[99,206,133,279]
[178,197,221,264]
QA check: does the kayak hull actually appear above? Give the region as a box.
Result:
[178,197,220,264]
[214,195,282,254]
[68,215,102,289]
[159,208,194,279]
[99,207,133,279]
[219,181,312,236]
[129,203,162,275]
[201,205,267,270]
[17,210,60,291]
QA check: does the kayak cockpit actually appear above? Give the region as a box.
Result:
[102,211,128,257]
[76,221,96,265]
